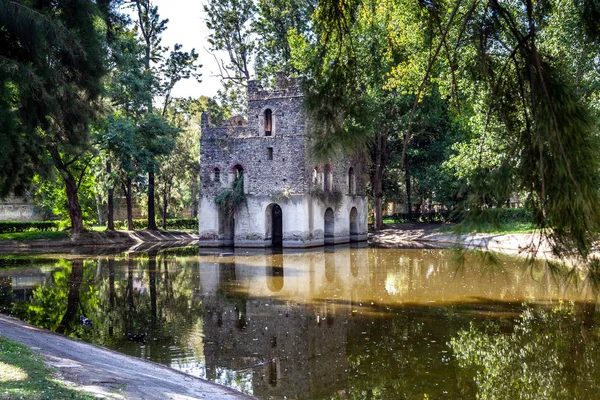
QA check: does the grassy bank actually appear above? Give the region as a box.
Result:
[439,221,536,234]
[0,336,96,399]
[0,231,69,241]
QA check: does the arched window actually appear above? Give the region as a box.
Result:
[264,109,272,136]
[214,167,220,183]
[231,164,244,193]
[348,167,355,195]
[234,164,244,179]
[313,167,319,184]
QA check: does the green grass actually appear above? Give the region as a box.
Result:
[0,231,69,241]
[439,221,536,234]
[0,336,97,399]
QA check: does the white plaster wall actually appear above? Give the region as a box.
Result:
[198,196,219,240]
[0,204,44,221]
[199,192,367,247]
[309,195,368,245]
[234,195,312,247]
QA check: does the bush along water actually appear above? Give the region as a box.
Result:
[0,221,60,233]
[113,218,197,230]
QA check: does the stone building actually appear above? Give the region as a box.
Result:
[198,77,368,248]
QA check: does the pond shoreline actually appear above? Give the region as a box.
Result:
[0,223,552,257]
[369,223,551,257]
[0,314,254,399]
[0,229,199,254]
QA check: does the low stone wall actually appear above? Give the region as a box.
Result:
[0,197,44,221]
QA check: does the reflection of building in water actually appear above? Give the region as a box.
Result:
[199,248,369,399]
[0,268,54,303]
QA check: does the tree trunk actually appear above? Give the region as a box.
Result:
[57,259,83,334]
[148,164,157,230]
[122,178,134,230]
[162,192,168,230]
[95,193,105,226]
[372,130,387,231]
[191,176,198,218]
[406,171,412,220]
[107,161,115,231]
[149,250,158,325]
[47,145,85,234]
[108,258,115,309]
[65,172,85,233]
[107,257,115,337]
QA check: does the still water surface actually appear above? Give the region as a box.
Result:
[0,245,599,399]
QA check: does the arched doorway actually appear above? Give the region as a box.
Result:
[349,207,359,242]
[266,204,283,248]
[218,208,234,247]
[324,208,335,245]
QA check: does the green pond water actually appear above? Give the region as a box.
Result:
[0,245,599,399]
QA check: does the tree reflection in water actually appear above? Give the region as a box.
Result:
[2,247,600,399]
[450,302,600,400]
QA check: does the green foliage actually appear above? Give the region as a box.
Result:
[32,166,100,228]
[390,211,455,224]
[113,218,197,230]
[450,303,600,400]
[253,0,315,82]
[0,231,69,241]
[304,0,600,258]
[0,221,60,234]
[0,0,106,197]
[171,96,229,128]
[105,29,152,118]
[0,0,109,233]
[204,0,255,114]
[13,269,71,330]
[215,174,246,218]
[159,44,202,116]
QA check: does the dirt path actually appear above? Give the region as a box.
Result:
[0,314,253,400]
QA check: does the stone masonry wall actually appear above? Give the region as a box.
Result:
[201,80,307,198]
[199,77,369,247]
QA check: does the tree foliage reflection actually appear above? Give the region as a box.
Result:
[450,303,600,400]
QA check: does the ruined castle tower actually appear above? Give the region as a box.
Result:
[198,77,368,248]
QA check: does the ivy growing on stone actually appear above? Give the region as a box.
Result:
[215,174,246,218]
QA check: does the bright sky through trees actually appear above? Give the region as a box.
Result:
[151,0,223,98]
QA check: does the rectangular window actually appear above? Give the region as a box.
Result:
[264,109,272,136]
[267,147,273,160]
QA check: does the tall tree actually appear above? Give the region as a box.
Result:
[131,0,167,230]
[0,0,109,233]
[252,0,316,82]
[129,0,201,230]
[204,0,255,114]
[296,0,600,258]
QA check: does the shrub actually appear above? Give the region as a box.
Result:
[0,221,60,234]
[112,218,197,230]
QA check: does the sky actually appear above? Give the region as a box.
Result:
[149,0,224,99]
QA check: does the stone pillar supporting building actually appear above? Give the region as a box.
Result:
[199,77,368,248]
